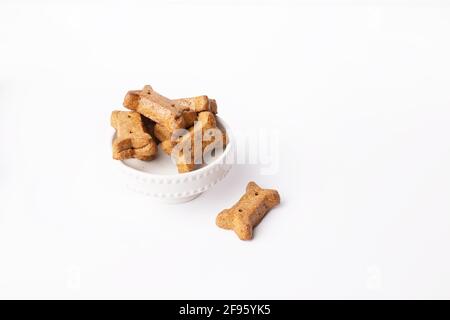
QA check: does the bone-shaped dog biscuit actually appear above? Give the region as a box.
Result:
[124,86,210,132]
[153,97,218,142]
[123,85,186,131]
[216,182,280,240]
[160,111,222,172]
[178,111,217,148]
[173,97,217,113]
[111,111,157,160]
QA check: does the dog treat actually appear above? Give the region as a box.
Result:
[141,115,156,137]
[160,129,227,156]
[111,111,157,160]
[153,112,197,143]
[154,124,173,143]
[161,113,228,161]
[203,126,228,149]
[179,111,217,147]
[181,110,198,127]
[153,115,196,144]
[160,139,195,172]
[115,85,225,174]
[222,127,229,146]
[160,112,219,173]
[123,85,186,131]
[173,96,216,113]
[160,139,175,156]
[177,111,217,172]
[216,182,280,240]
[157,121,227,151]
[175,152,196,173]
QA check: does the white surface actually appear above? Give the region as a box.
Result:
[1,1,450,299]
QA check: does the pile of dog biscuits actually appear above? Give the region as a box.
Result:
[111,85,226,173]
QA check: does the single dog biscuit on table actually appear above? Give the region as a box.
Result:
[216,182,280,240]
[123,85,186,131]
[111,111,157,160]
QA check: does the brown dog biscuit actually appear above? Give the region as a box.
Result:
[124,85,200,132]
[160,140,194,172]
[160,139,175,156]
[181,110,198,127]
[179,111,217,147]
[208,99,218,114]
[161,112,218,173]
[173,96,213,113]
[123,85,186,131]
[154,124,173,143]
[172,97,217,114]
[153,112,197,143]
[203,126,228,150]
[174,152,196,173]
[178,112,215,172]
[216,182,280,240]
[141,115,156,137]
[164,112,217,149]
[223,128,229,146]
[116,143,157,160]
[111,111,157,160]
[157,120,227,151]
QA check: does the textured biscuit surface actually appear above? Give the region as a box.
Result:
[154,123,173,143]
[208,99,218,114]
[123,85,186,131]
[111,110,157,160]
[123,86,204,132]
[173,96,217,113]
[163,111,221,173]
[181,110,198,128]
[216,182,280,240]
[153,111,197,143]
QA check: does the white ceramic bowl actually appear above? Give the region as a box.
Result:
[113,116,234,204]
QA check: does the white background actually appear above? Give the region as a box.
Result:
[1,0,450,299]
